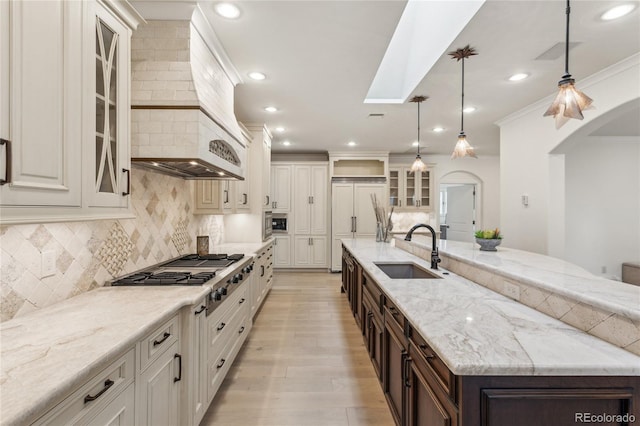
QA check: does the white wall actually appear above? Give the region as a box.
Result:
[564,137,640,279]
[390,154,500,231]
[497,54,640,254]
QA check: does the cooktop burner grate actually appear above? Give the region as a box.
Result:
[111,271,216,286]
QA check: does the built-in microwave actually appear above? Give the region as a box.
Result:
[263,211,273,241]
[272,216,288,232]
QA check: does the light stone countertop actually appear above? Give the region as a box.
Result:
[402,236,640,322]
[0,241,271,426]
[341,238,640,376]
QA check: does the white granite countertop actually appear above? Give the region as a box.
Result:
[341,239,640,376]
[0,240,271,426]
[403,236,640,322]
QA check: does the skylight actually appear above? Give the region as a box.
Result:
[364,0,486,104]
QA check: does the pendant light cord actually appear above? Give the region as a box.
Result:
[417,100,421,155]
[564,0,571,76]
[460,57,465,133]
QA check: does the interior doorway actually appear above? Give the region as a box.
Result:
[440,184,476,242]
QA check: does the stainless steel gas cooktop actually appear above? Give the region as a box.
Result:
[110,253,245,286]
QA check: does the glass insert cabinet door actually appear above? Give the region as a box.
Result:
[419,170,430,208]
[95,17,119,195]
[405,169,416,207]
[389,169,400,207]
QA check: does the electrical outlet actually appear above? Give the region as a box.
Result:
[41,250,56,278]
[601,266,607,274]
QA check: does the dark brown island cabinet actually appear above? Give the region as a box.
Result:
[341,245,640,426]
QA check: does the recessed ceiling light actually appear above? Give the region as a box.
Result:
[248,71,266,81]
[275,127,285,133]
[348,141,356,147]
[432,127,445,133]
[214,2,241,19]
[601,4,635,20]
[463,106,476,113]
[509,73,529,81]
[282,141,291,146]
[412,141,419,147]
[264,106,278,113]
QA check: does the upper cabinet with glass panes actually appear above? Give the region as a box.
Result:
[0,1,142,224]
[389,166,433,211]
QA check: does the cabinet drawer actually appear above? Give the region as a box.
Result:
[410,329,456,402]
[32,348,135,426]
[139,314,180,372]
[384,299,405,332]
[362,270,382,314]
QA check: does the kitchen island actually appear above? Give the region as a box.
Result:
[341,238,640,426]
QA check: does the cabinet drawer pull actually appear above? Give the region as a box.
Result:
[153,332,171,346]
[402,352,411,388]
[389,306,399,315]
[239,298,245,304]
[0,139,11,185]
[84,379,114,403]
[217,322,226,331]
[174,353,182,382]
[122,168,130,196]
[216,358,226,369]
[243,193,248,205]
[194,305,206,315]
[238,326,245,334]
[419,344,435,359]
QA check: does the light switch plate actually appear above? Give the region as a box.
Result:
[42,250,56,278]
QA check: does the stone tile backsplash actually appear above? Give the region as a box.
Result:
[0,168,224,322]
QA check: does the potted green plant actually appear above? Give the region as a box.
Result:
[474,228,503,251]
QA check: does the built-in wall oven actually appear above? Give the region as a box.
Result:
[263,210,273,241]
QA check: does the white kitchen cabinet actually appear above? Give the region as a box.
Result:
[0,0,83,209]
[292,164,328,235]
[234,132,252,212]
[389,166,433,210]
[84,1,133,210]
[0,0,141,224]
[331,183,386,271]
[187,299,208,426]
[193,180,233,215]
[270,164,292,212]
[207,283,251,402]
[32,349,135,426]
[137,314,182,426]
[262,128,272,209]
[273,235,292,267]
[293,236,328,268]
[137,342,181,426]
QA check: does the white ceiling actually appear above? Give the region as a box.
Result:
[132,0,640,155]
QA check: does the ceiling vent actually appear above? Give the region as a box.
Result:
[535,42,582,60]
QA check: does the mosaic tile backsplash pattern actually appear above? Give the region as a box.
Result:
[0,169,224,322]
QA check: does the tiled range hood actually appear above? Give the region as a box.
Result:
[130,11,246,180]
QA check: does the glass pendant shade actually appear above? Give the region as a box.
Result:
[410,154,427,172]
[451,132,477,159]
[544,0,593,127]
[543,77,594,128]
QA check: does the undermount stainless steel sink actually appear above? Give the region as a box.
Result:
[374,262,443,279]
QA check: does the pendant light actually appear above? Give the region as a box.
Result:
[449,45,478,159]
[543,0,593,128]
[409,95,428,173]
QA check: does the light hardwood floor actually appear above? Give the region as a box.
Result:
[200,271,395,426]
